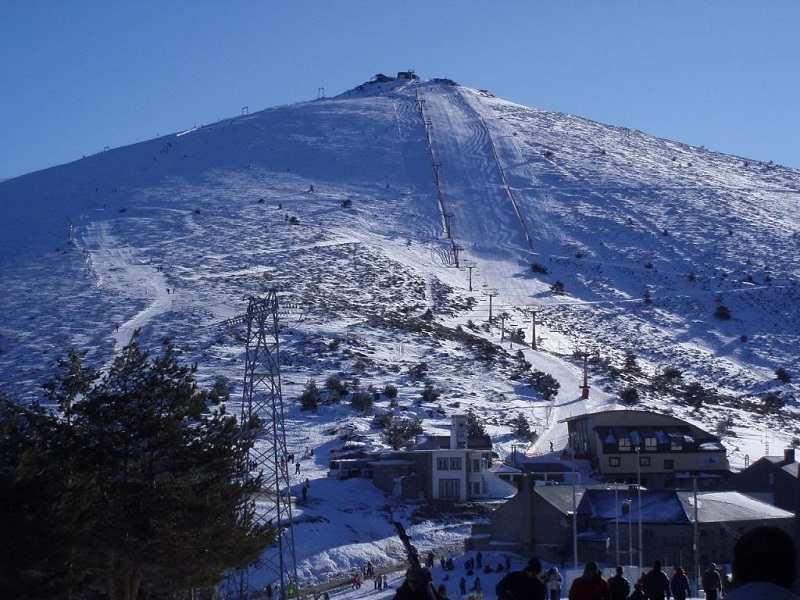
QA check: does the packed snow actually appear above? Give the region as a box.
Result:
[1,75,799,597]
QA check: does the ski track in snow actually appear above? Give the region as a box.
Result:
[2,77,799,595]
[83,221,173,354]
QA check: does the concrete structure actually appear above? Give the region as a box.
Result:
[562,409,731,489]
[725,447,800,537]
[327,415,515,502]
[469,477,794,568]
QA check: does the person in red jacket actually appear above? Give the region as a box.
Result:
[568,561,611,600]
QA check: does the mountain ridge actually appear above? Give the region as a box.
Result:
[1,74,799,465]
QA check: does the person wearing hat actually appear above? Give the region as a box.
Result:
[545,567,563,600]
[394,566,434,600]
[568,561,611,600]
[496,557,546,600]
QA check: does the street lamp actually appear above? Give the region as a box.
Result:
[622,498,633,566]
[637,445,643,570]
[614,485,620,566]
[571,432,578,569]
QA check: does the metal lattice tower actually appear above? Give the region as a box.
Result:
[237,292,299,598]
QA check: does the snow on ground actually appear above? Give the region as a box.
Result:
[1,75,799,597]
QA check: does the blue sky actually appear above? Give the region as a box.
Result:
[2,1,798,180]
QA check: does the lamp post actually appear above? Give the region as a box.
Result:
[693,477,700,597]
[624,499,633,566]
[636,445,644,573]
[615,485,620,566]
[637,446,643,570]
[571,432,578,569]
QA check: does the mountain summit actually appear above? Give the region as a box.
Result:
[1,73,799,458]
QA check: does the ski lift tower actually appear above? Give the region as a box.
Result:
[228,292,299,599]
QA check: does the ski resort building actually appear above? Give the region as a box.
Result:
[562,409,731,490]
[469,481,794,567]
[327,415,516,502]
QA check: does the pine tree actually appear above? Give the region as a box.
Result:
[1,337,275,599]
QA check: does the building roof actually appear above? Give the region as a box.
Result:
[413,435,493,451]
[519,461,575,475]
[561,409,718,442]
[534,486,793,524]
[676,490,795,523]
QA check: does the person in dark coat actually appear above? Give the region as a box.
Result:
[702,563,722,600]
[607,566,630,600]
[629,582,647,600]
[568,561,611,600]
[496,557,546,600]
[394,566,433,600]
[642,560,671,600]
[670,566,691,600]
[726,525,800,600]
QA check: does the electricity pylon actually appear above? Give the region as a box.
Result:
[227,292,299,599]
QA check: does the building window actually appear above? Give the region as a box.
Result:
[645,436,657,451]
[472,458,481,472]
[450,457,462,470]
[639,456,651,467]
[437,457,449,470]
[619,438,631,452]
[670,435,683,451]
[439,479,461,499]
[609,457,621,467]
[471,481,481,496]
[664,459,674,470]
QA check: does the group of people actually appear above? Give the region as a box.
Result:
[487,526,799,600]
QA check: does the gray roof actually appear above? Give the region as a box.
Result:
[413,435,492,451]
[534,486,793,524]
[676,490,795,523]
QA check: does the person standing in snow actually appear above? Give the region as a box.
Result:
[495,557,546,600]
[607,566,629,600]
[459,576,467,596]
[642,560,671,600]
[629,582,646,600]
[702,563,722,600]
[670,567,691,600]
[545,567,563,600]
[725,525,800,600]
[472,576,481,595]
[567,561,610,600]
[394,566,433,600]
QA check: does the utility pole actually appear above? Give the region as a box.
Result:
[224,293,299,599]
[576,349,591,399]
[522,306,539,350]
[498,312,509,341]
[452,243,462,268]
[693,478,700,597]
[483,288,498,322]
[462,260,476,292]
[637,446,643,571]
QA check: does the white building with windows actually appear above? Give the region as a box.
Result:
[330,415,516,501]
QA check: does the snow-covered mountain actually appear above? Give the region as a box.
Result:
[1,74,799,589]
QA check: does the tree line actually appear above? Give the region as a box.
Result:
[0,336,275,599]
